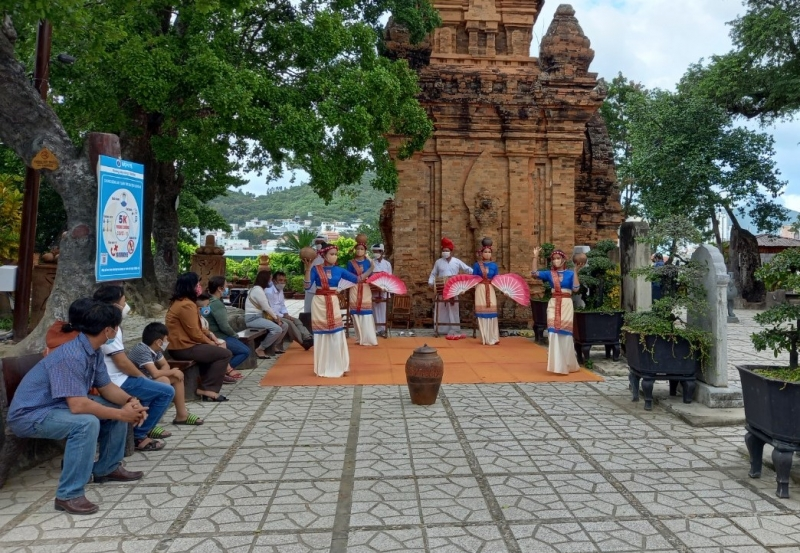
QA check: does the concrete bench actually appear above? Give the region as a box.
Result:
[165,359,199,400]
[237,328,267,369]
[0,353,64,487]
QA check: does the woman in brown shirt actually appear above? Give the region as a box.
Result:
[165,272,232,401]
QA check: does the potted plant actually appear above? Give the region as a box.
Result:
[621,216,712,410]
[574,240,623,363]
[530,242,555,343]
[738,247,800,499]
[289,275,306,299]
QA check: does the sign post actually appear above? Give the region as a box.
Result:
[96,155,144,282]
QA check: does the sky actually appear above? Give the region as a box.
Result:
[240,0,800,214]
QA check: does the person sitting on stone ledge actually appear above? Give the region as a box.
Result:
[245,270,289,357]
[127,322,204,427]
[93,285,174,451]
[205,276,257,368]
[266,271,314,350]
[196,293,243,382]
[7,299,149,515]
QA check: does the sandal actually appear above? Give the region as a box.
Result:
[147,426,172,439]
[135,438,165,452]
[223,375,236,384]
[226,369,244,379]
[274,349,286,355]
[173,413,204,426]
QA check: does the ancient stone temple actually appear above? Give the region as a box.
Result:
[382,2,622,321]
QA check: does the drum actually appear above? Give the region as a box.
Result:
[434,276,450,297]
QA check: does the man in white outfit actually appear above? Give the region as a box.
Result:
[370,243,392,336]
[428,237,472,339]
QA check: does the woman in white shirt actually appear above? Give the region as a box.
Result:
[245,270,289,358]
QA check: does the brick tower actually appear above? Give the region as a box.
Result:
[383,2,622,321]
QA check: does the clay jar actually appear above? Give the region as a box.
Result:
[405,344,444,405]
[300,247,317,262]
[573,252,587,266]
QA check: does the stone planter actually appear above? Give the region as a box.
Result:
[530,300,548,343]
[405,344,443,405]
[624,331,699,411]
[573,311,623,363]
[737,365,800,498]
[283,291,296,299]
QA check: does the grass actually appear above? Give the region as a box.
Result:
[0,317,10,331]
[753,367,800,383]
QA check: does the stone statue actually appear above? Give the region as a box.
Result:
[727,272,739,323]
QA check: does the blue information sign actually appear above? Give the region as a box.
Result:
[95,155,144,282]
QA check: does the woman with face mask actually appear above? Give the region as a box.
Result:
[347,239,378,346]
[472,245,500,345]
[303,243,359,377]
[531,248,585,375]
[428,237,473,339]
[370,244,392,337]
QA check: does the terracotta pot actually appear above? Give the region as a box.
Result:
[300,247,317,262]
[573,252,587,266]
[405,344,444,405]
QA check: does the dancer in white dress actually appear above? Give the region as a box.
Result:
[370,243,392,336]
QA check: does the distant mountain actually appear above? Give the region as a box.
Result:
[210,178,391,226]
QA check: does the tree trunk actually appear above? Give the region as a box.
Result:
[711,214,723,249]
[0,19,113,353]
[152,160,181,294]
[119,112,169,314]
[729,225,764,303]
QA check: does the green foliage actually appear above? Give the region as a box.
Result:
[288,275,306,294]
[0,174,23,264]
[226,258,260,282]
[625,85,786,233]
[681,1,800,122]
[753,367,800,383]
[577,240,620,312]
[355,219,382,247]
[754,248,800,291]
[638,215,703,263]
[752,249,800,368]
[0,317,10,331]
[210,179,391,226]
[333,237,357,267]
[277,229,317,253]
[177,241,196,273]
[267,252,302,277]
[533,242,555,301]
[623,218,713,368]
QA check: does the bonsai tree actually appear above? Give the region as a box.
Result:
[576,240,620,312]
[622,216,712,368]
[751,248,800,375]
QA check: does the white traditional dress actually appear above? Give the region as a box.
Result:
[347,258,377,346]
[428,256,473,335]
[307,265,359,377]
[473,261,499,345]
[536,269,580,375]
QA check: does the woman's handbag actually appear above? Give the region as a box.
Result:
[249,293,279,323]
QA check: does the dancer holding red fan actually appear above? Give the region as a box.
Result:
[347,236,378,346]
[472,242,500,345]
[531,247,585,375]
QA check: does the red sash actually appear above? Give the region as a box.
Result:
[315,266,336,329]
[479,262,491,307]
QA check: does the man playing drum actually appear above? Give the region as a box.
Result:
[428,237,473,339]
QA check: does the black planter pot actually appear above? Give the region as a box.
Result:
[573,311,623,363]
[737,365,800,498]
[624,331,700,411]
[530,300,548,343]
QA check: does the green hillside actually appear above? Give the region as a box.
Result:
[210,178,392,226]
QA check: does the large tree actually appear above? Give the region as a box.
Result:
[682,0,800,122]
[0,0,439,351]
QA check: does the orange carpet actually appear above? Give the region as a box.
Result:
[259,336,604,386]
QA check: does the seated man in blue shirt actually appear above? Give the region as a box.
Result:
[7,299,149,515]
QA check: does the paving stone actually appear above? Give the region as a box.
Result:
[252,532,332,552]
[346,528,426,552]
[417,477,492,524]
[426,525,509,552]
[663,517,770,551]
[349,478,421,526]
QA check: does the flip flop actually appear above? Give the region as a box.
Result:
[135,438,165,452]
[172,413,204,426]
[147,426,172,439]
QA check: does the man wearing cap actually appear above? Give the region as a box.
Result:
[428,237,473,339]
[370,244,392,337]
[303,235,328,315]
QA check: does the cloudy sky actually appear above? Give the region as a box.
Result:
[241,0,800,212]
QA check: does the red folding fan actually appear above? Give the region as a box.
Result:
[491,273,530,306]
[366,273,407,295]
[443,274,482,299]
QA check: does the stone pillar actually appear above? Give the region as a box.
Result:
[689,245,743,408]
[619,222,651,313]
[190,236,226,290]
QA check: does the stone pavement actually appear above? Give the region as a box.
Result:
[1,304,800,552]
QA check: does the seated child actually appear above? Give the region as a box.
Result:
[127,322,204,426]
